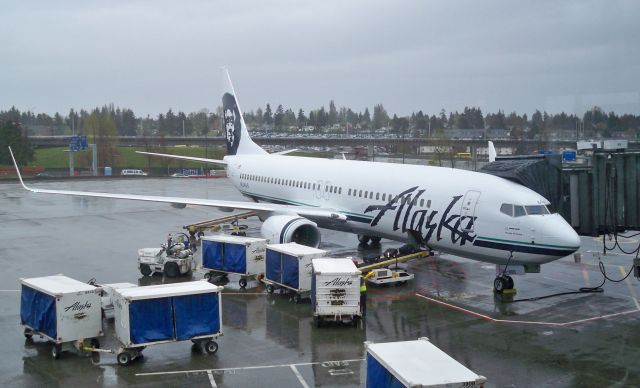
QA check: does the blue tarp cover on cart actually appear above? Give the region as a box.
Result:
[174,292,220,340]
[366,353,404,388]
[222,243,246,273]
[202,240,224,270]
[282,254,299,289]
[266,249,282,283]
[128,292,221,344]
[129,297,174,344]
[20,285,57,339]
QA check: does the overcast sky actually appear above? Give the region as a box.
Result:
[1,0,639,118]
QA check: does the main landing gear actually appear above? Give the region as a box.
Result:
[493,275,514,293]
[358,235,381,245]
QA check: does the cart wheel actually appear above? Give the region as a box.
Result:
[51,343,62,359]
[23,329,33,339]
[90,338,100,349]
[204,340,219,355]
[164,262,179,278]
[239,278,248,288]
[197,231,205,238]
[293,293,301,303]
[266,284,274,294]
[204,272,212,281]
[117,352,132,366]
[140,264,152,277]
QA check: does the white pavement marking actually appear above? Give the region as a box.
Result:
[289,365,310,388]
[207,371,217,388]
[415,293,640,327]
[136,358,364,377]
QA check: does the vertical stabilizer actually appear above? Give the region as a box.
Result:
[488,141,497,163]
[222,69,266,156]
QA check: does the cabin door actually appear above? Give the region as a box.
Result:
[460,190,481,232]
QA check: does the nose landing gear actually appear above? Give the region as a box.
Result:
[494,251,516,294]
[493,275,514,293]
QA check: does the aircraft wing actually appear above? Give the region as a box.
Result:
[8,147,346,222]
[136,151,227,165]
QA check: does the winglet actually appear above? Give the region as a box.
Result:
[488,141,497,163]
[8,146,32,191]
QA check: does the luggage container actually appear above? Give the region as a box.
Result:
[200,235,267,288]
[20,275,103,359]
[111,280,223,365]
[263,243,326,302]
[365,337,487,388]
[311,258,361,327]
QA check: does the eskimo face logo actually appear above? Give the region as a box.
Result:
[222,93,241,155]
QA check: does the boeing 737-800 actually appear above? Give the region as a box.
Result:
[10,70,580,292]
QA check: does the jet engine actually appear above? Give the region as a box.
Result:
[260,215,321,248]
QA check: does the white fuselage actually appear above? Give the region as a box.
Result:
[224,154,580,266]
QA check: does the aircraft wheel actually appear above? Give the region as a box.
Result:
[505,275,514,289]
[140,264,152,277]
[493,276,507,293]
[358,235,370,244]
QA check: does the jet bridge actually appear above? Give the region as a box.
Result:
[480,151,640,237]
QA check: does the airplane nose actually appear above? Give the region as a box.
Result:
[543,216,581,253]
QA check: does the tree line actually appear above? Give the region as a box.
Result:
[2,102,640,141]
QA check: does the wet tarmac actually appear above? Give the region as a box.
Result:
[1,178,639,387]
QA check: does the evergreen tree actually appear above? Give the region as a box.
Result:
[0,120,34,165]
[297,109,306,127]
[263,104,273,125]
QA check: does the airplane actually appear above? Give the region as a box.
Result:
[9,70,581,293]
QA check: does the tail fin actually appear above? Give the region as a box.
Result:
[488,141,497,163]
[222,69,266,156]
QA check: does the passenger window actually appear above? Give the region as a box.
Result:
[427,200,431,208]
[382,193,386,201]
[348,188,351,195]
[376,192,379,200]
[359,190,362,197]
[514,205,526,217]
[420,199,424,207]
[412,198,418,206]
[339,187,342,194]
[500,204,513,216]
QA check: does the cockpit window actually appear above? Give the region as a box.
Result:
[514,205,526,217]
[525,205,549,215]
[500,203,513,216]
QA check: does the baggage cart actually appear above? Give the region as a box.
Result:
[20,275,103,359]
[365,337,487,387]
[263,243,326,302]
[311,258,361,327]
[200,235,267,288]
[110,280,223,365]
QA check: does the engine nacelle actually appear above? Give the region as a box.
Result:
[260,215,321,248]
